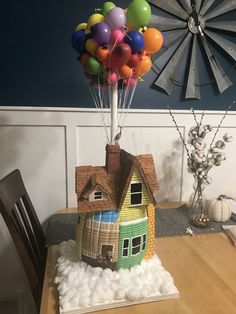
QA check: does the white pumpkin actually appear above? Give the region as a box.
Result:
[208,196,232,222]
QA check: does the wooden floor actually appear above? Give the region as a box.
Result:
[40,232,236,314]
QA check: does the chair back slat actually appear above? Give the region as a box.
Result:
[0,169,46,312]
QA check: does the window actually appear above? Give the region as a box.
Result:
[94,191,102,200]
[130,183,142,205]
[93,210,119,222]
[142,234,147,251]
[122,239,129,257]
[131,236,141,255]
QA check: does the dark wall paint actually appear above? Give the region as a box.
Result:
[0,0,235,110]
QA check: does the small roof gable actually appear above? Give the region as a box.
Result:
[83,173,112,199]
[76,166,119,213]
[75,146,159,213]
[118,150,158,209]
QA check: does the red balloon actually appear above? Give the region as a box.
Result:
[128,53,140,68]
[109,43,132,69]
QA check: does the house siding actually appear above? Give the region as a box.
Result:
[117,168,150,222]
[82,217,120,263]
[76,213,85,260]
[117,218,148,269]
[144,203,155,259]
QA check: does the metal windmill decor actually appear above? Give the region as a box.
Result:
[148,0,236,99]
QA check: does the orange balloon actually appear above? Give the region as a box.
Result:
[80,53,90,66]
[119,64,132,79]
[134,55,152,76]
[95,46,110,63]
[143,28,163,55]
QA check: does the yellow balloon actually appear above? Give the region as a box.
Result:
[75,22,87,32]
[87,13,104,32]
[85,39,99,55]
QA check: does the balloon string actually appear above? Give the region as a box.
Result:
[89,82,109,143]
[118,76,130,130]
[118,75,131,129]
[97,75,109,128]
[121,81,138,128]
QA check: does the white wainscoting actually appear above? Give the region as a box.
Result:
[0,106,236,304]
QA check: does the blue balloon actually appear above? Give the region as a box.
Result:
[124,30,144,53]
[71,30,89,54]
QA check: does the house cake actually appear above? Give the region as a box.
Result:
[75,144,158,270]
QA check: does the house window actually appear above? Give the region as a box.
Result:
[122,239,129,257]
[130,183,142,205]
[131,236,141,255]
[94,191,102,200]
[93,210,119,223]
[142,234,147,251]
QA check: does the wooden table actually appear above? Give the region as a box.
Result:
[40,209,236,314]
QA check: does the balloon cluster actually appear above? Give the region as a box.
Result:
[71,0,163,89]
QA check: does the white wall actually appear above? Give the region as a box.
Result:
[0,106,236,309]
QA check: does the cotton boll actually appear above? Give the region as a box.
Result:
[54,276,61,284]
[69,296,80,308]
[67,270,78,283]
[60,301,70,311]
[96,290,108,303]
[89,293,100,306]
[79,261,88,270]
[101,268,114,280]
[79,296,90,307]
[112,271,120,281]
[141,284,153,298]
[111,282,120,292]
[118,268,130,277]
[160,282,174,294]
[90,266,103,278]
[126,289,142,301]
[112,288,124,300]
[60,295,70,308]
[58,282,70,296]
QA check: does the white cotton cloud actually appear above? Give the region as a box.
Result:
[55,240,179,312]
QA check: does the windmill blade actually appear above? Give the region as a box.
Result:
[152,29,188,61]
[148,0,189,20]
[179,0,192,14]
[185,35,200,99]
[154,32,192,95]
[196,0,203,13]
[204,0,236,21]
[206,20,236,33]
[205,29,236,61]
[149,14,187,31]
[199,34,232,94]
[200,0,216,16]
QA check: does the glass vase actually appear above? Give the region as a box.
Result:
[188,179,211,228]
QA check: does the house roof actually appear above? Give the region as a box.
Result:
[75,146,159,213]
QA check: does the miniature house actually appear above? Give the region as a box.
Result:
[75,144,158,270]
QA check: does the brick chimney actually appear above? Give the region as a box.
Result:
[105,144,120,175]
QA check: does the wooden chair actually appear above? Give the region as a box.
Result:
[0,169,46,312]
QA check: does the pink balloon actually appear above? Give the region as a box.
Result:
[106,70,118,85]
[125,76,138,89]
[110,29,125,46]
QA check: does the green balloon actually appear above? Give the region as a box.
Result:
[86,57,102,75]
[127,0,151,28]
[102,2,116,16]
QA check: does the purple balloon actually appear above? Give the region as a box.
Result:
[106,7,126,31]
[92,22,112,46]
